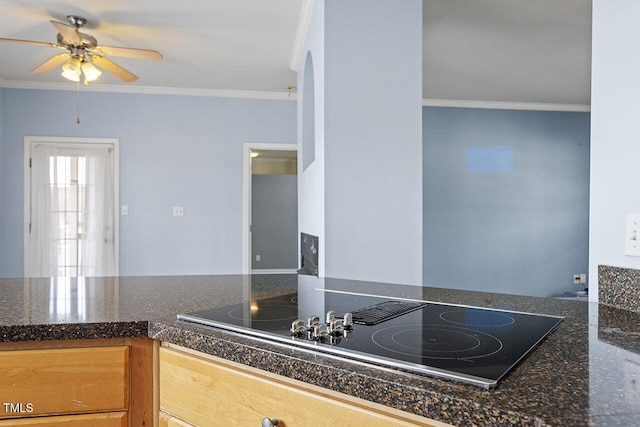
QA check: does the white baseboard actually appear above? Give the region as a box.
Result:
[251,269,298,275]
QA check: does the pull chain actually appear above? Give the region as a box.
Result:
[76,81,80,124]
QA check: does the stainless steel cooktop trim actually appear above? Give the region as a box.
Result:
[177,312,499,389]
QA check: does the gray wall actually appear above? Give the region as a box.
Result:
[296,6,326,277]
[322,0,423,285]
[0,88,296,278]
[423,107,590,297]
[251,174,298,270]
[589,0,640,299]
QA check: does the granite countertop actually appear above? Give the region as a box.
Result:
[0,274,638,426]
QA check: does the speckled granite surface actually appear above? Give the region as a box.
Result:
[0,274,638,426]
[599,265,640,313]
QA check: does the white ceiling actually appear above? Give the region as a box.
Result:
[0,0,592,107]
[423,0,592,108]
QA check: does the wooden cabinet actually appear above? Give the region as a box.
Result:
[0,346,129,418]
[0,412,128,426]
[160,345,451,427]
[0,338,155,427]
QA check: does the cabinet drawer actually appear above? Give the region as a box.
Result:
[0,346,129,418]
[160,347,446,427]
[0,412,127,426]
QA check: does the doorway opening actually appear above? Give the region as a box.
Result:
[242,143,298,274]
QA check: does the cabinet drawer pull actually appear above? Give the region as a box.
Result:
[262,417,279,427]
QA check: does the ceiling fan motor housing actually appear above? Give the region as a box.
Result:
[56,32,97,49]
[66,15,87,28]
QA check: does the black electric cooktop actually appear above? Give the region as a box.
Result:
[178,288,563,389]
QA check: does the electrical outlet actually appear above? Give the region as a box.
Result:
[172,206,184,217]
[625,214,640,256]
[573,274,581,284]
[256,254,261,262]
[121,205,128,216]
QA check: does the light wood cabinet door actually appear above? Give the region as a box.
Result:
[159,411,196,427]
[0,412,127,426]
[160,346,450,427]
[0,346,129,419]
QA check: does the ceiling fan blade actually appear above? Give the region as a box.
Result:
[91,56,138,82]
[0,37,58,48]
[32,53,71,73]
[50,20,81,44]
[95,45,162,61]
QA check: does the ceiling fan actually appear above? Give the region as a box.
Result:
[0,15,162,84]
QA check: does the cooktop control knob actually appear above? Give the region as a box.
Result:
[343,312,353,329]
[326,310,336,323]
[313,323,329,340]
[328,335,342,345]
[290,319,305,335]
[329,318,344,334]
[307,315,320,329]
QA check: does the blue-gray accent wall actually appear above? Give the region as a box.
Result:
[0,86,591,298]
[0,88,296,278]
[423,107,590,297]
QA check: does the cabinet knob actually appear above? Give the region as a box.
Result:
[262,417,279,427]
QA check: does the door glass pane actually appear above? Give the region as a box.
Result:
[51,155,83,276]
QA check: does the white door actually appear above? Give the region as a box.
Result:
[24,137,119,278]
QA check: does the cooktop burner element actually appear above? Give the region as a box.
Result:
[439,309,516,327]
[178,289,563,389]
[371,324,503,360]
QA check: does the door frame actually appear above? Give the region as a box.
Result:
[23,136,120,277]
[242,142,298,274]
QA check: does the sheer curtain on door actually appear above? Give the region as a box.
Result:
[26,142,116,277]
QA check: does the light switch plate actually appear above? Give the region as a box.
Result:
[624,214,640,256]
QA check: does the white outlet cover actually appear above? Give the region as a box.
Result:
[173,206,184,217]
[624,214,640,256]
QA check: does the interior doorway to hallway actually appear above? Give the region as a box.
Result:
[242,143,298,274]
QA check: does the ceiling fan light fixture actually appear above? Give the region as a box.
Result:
[1,15,162,85]
[81,61,102,82]
[61,58,81,82]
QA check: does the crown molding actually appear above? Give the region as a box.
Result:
[2,78,590,111]
[289,0,315,71]
[0,79,297,101]
[423,98,590,112]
